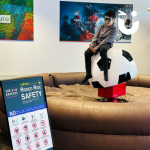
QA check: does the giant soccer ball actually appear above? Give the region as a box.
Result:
[89,46,137,88]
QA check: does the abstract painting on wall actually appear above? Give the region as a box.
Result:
[60,1,133,43]
[0,0,33,41]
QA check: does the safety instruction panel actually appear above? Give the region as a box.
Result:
[1,77,54,150]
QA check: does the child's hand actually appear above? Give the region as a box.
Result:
[91,48,96,53]
[89,45,96,53]
[89,45,93,50]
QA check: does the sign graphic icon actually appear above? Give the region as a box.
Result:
[23,125,28,131]
[34,132,39,138]
[42,129,47,136]
[31,114,35,119]
[44,139,48,145]
[27,145,32,150]
[32,122,37,129]
[25,135,30,141]
[12,119,15,123]
[40,120,45,126]
[35,142,40,148]
[118,10,139,35]
[12,118,18,123]
[14,127,19,134]
[40,112,44,117]
[22,116,27,121]
[18,148,22,150]
[16,138,21,145]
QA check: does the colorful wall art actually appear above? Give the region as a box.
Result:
[0,0,33,41]
[60,1,133,43]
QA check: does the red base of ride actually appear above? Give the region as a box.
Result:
[98,82,126,102]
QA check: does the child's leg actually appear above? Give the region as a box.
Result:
[82,48,95,83]
[99,43,111,81]
[84,48,95,75]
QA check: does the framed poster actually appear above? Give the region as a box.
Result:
[0,0,33,41]
[60,1,133,43]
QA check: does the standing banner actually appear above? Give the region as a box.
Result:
[1,77,54,150]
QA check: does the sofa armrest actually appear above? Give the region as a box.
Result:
[126,75,138,86]
[51,72,89,87]
[127,74,150,88]
[137,74,150,88]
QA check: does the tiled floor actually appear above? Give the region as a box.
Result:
[0,130,12,150]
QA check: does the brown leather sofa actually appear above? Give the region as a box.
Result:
[1,72,150,150]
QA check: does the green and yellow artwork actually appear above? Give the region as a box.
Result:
[0,0,33,40]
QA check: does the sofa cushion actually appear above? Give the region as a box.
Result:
[48,84,150,103]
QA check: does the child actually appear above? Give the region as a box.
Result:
[82,10,117,83]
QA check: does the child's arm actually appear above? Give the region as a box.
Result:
[90,25,102,47]
[94,28,117,51]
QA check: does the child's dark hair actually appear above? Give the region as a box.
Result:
[105,10,116,18]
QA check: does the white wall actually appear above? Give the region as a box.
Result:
[0,0,150,77]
